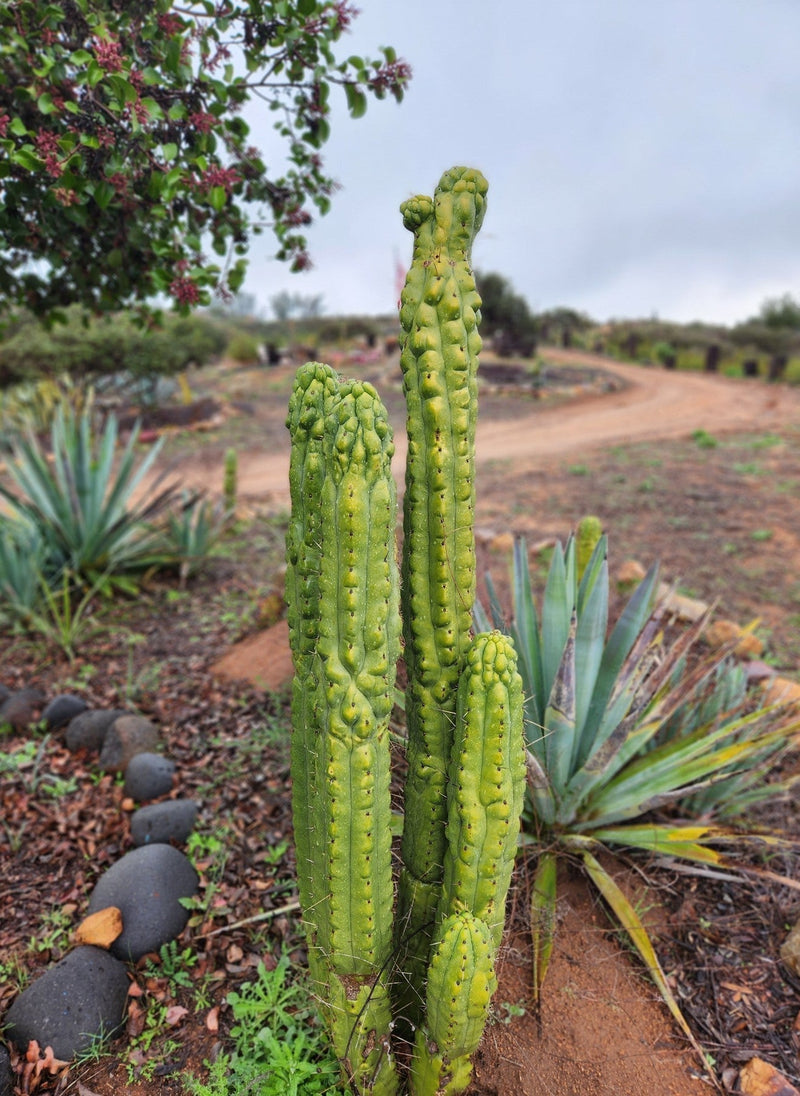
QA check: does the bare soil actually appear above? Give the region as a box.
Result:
[3,349,800,1096]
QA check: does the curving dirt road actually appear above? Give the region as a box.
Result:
[159,350,800,509]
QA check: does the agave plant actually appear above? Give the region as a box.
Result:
[475,521,800,1039]
[157,490,227,586]
[0,404,179,593]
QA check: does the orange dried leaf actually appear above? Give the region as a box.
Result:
[206,1006,219,1032]
[73,906,123,948]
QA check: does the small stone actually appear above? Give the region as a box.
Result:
[735,632,765,660]
[87,844,199,962]
[123,752,176,802]
[42,694,88,730]
[99,715,160,773]
[659,587,709,623]
[0,686,46,730]
[761,677,800,708]
[131,800,199,847]
[66,709,132,753]
[705,619,742,649]
[489,532,515,553]
[781,919,800,977]
[739,1056,800,1096]
[746,661,776,684]
[3,946,128,1061]
[616,559,646,592]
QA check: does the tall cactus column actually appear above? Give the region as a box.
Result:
[396,167,489,1019]
[286,365,401,1094]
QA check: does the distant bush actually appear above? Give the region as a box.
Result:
[226,332,261,363]
[0,307,227,390]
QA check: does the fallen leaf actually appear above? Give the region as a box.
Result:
[73,906,123,948]
[77,1083,103,1096]
[206,1006,219,1032]
[226,943,243,963]
[165,1004,189,1027]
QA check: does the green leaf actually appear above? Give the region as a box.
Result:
[70,49,93,65]
[208,186,227,212]
[530,851,557,1007]
[162,142,178,161]
[344,83,367,119]
[9,116,28,136]
[11,148,40,171]
[37,92,55,115]
[91,181,115,210]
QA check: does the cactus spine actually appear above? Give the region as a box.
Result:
[286,169,523,1096]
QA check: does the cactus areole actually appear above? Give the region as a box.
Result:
[285,168,525,1095]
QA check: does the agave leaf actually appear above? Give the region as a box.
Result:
[583,703,799,828]
[541,541,570,701]
[531,851,558,1007]
[525,748,556,827]
[510,537,545,750]
[572,551,608,761]
[576,533,607,613]
[577,846,701,1052]
[580,561,660,749]
[543,609,577,795]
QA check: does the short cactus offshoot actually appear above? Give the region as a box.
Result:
[285,169,525,1095]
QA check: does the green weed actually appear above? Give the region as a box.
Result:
[691,428,718,449]
[751,529,774,542]
[184,955,351,1096]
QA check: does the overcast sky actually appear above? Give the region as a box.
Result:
[240,1,800,325]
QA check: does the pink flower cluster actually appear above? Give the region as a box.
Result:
[93,36,124,74]
[189,111,216,135]
[197,165,240,193]
[0,113,9,137]
[170,276,201,306]
[35,131,62,177]
[368,59,412,95]
[157,13,183,37]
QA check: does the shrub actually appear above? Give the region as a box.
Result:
[226,332,261,363]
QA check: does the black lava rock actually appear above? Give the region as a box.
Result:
[98,715,160,773]
[3,946,128,1060]
[42,694,88,730]
[87,844,199,961]
[131,800,199,847]
[66,709,132,754]
[123,752,176,802]
[0,687,46,729]
[0,1044,13,1096]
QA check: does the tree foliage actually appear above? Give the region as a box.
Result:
[0,2,410,319]
[755,293,800,331]
[475,270,537,357]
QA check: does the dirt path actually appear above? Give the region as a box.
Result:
[158,350,800,507]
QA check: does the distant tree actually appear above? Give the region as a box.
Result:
[0,2,410,320]
[756,293,800,331]
[270,290,325,321]
[475,271,537,357]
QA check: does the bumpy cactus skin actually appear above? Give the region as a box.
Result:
[398,167,489,1012]
[286,170,525,1096]
[440,631,526,947]
[409,912,496,1095]
[286,368,401,1094]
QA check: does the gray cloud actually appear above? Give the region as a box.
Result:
[241,1,800,324]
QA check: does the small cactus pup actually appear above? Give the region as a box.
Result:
[410,631,525,1094]
[222,447,238,519]
[285,363,401,1094]
[575,514,603,583]
[397,166,489,1017]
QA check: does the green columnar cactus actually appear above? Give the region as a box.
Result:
[222,447,237,518]
[397,168,489,1011]
[286,169,522,1096]
[286,365,400,1094]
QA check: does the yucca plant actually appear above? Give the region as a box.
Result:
[0,404,179,594]
[475,520,800,1040]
